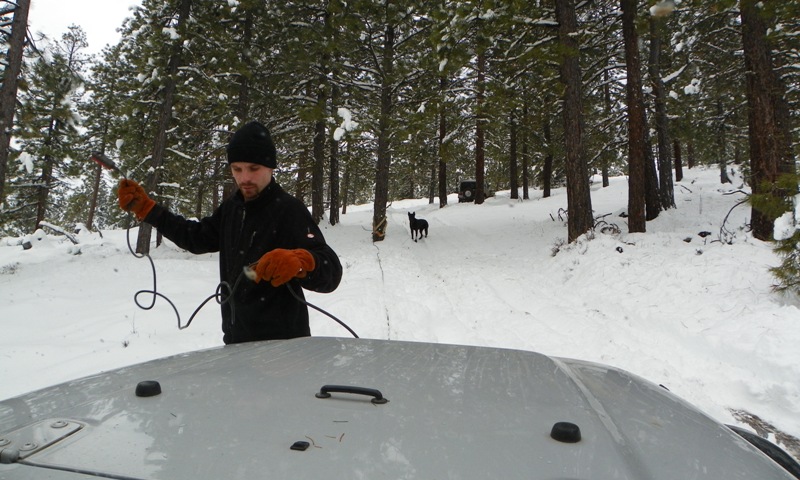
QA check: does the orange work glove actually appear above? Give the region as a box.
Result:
[118,179,155,221]
[254,249,316,287]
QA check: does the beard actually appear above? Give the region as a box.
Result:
[239,183,261,200]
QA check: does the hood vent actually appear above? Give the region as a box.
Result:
[0,419,83,464]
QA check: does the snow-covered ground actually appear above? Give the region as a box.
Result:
[1,166,798,457]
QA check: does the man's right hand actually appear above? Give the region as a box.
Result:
[118,179,155,220]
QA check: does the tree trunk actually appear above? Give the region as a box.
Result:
[329,85,340,226]
[312,112,326,224]
[522,104,530,200]
[556,0,593,242]
[34,115,59,231]
[542,118,553,198]
[474,49,486,205]
[0,0,30,205]
[87,119,112,230]
[509,108,519,200]
[194,178,205,218]
[136,0,192,255]
[717,100,731,184]
[296,134,310,201]
[621,0,647,233]
[35,155,54,231]
[674,140,683,182]
[372,20,395,242]
[602,68,612,188]
[438,76,449,208]
[87,163,102,229]
[740,0,796,240]
[428,150,436,204]
[341,148,349,216]
[644,132,661,221]
[649,16,675,209]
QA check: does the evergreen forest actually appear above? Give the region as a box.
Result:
[1,0,798,259]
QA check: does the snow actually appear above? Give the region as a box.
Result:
[650,0,677,18]
[17,152,34,174]
[1,166,799,455]
[333,108,358,141]
[684,78,702,95]
[162,27,180,40]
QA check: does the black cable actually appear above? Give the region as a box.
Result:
[125,219,358,338]
[286,283,359,338]
[126,220,229,330]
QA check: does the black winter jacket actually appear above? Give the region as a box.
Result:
[144,181,342,344]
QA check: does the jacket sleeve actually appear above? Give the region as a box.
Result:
[286,203,342,294]
[143,203,222,255]
[301,239,342,293]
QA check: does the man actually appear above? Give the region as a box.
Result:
[118,121,342,344]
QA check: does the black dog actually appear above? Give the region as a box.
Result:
[408,212,428,242]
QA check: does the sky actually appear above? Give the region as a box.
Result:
[1,166,799,462]
[26,0,140,54]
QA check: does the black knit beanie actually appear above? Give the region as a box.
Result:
[226,121,277,168]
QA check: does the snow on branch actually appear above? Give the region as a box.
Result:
[38,222,79,245]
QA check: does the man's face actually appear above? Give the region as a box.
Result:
[230,162,273,201]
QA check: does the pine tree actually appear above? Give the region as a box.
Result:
[9,26,88,234]
[740,0,796,241]
[77,43,131,230]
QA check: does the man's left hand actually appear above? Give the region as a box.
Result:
[254,249,316,287]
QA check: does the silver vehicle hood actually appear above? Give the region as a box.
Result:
[0,337,793,479]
